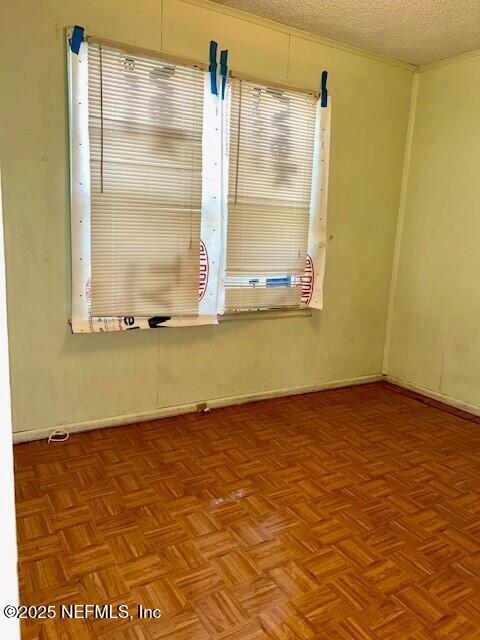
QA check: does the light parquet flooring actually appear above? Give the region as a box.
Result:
[14,382,480,640]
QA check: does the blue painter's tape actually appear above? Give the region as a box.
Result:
[266,276,291,287]
[209,40,218,95]
[220,49,228,99]
[321,70,328,107]
[70,25,84,54]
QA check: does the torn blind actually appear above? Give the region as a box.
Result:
[223,79,317,312]
[88,43,204,317]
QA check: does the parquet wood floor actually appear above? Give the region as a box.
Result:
[13,382,480,640]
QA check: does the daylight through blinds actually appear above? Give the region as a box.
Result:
[88,43,204,317]
[224,79,317,311]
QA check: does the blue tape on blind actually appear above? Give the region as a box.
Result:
[321,70,328,107]
[220,49,228,99]
[70,25,84,55]
[209,40,218,95]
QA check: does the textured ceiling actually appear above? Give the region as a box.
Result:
[210,0,480,66]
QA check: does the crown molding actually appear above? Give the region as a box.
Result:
[420,46,480,72]
[175,0,418,72]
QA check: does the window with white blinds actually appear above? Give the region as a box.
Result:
[69,33,329,332]
[88,43,204,317]
[224,79,318,311]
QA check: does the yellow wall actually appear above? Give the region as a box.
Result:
[386,55,480,411]
[0,0,413,437]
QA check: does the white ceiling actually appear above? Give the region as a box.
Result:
[210,0,480,66]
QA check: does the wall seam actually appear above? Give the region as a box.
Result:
[160,0,164,50]
[382,71,420,375]
[286,33,291,83]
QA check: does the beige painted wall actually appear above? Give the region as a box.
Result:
[385,55,480,410]
[0,0,413,436]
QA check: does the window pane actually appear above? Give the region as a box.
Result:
[88,44,204,317]
[225,80,317,310]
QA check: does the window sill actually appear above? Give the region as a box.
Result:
[219,308,313,322]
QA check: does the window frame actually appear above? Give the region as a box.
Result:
[67,31,223,332]
[221,76,320,313]
[67,29,331,332]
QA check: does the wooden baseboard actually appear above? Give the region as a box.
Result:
[385,375,480,419]
[13,373,383,443]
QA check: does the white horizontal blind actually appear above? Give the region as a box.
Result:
[225,79,317,311]
[88,43,204,317]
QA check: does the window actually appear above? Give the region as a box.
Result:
[224,79,317,311]
[88,43,204,318]
[68,32,330,332]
